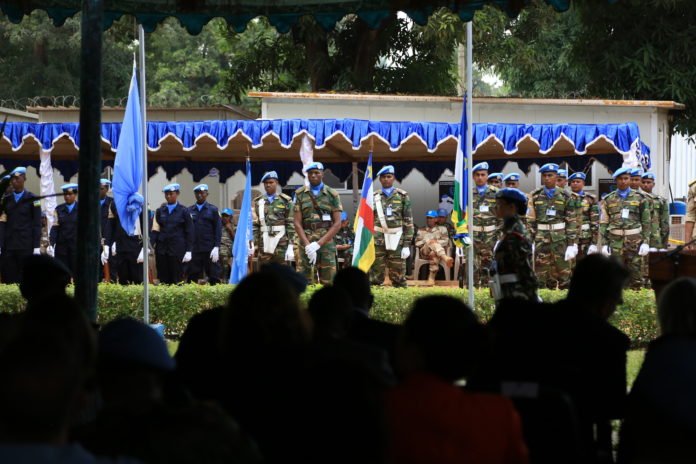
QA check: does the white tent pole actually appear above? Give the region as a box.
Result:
[466,21,474,309]
[138,25,150,324]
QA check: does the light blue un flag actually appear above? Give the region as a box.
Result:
[112,65,144,236]
[230,159,253,284]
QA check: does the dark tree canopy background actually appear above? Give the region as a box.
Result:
[2,0,696,135]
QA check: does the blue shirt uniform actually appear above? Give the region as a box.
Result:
[151,203,194,256]
[100,196,113,243]
[0,190,42,251]
[49,202,79,275]
[188,202,222,253]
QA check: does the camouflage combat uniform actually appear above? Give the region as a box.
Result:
[335,225,355,269]
[371,188,415,287]
[651,193,670,249]
[527,187,578,289]
[219,225,234,280]
[294,184,343,285]
[575,192,599,260]
[252,192,295,264]
[637,189,658,286]
[599,189,651,289]
[415,225,450,275]
[493,215,538,301]
[472,185,501,286]
[40,221,50,255]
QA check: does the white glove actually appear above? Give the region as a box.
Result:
[210,247,219,263]
[101,245,109,265]
[307,250,317,266]
[285,246,294,261]
[305,242,321,255]
[248,242,255,257]
[33,248,40,255]
[111,242,117,256]
[455,246,464,257]
[602,245,611,256]
[564,245,577,261]
[182,251,192,263]
[137,248,144,263]
[47,245,55,257]
[587,244,598,255]
[572,243,578,255]
[659,248,668,252]
[400,247,410,260]
[638,243,650,256]
[649,247,658,253]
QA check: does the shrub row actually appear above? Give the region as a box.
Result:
[0,284,660,347]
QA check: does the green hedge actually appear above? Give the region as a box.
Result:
[0,284,660,347]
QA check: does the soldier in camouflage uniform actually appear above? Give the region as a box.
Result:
[415,210,453,285]
[487,172,503,188]
[293,162,343,285]
[335,211,354,269]
[685,179,696,248]
[526,163,579,289]
[437,208,454,241]
[503,172,520,189]
[252,171,295,265]
[642,171,670,250]
[568,172,599,260]
[629,169,656,286]
[491,188,538,301]
[599,167,652,290]
[556,169,568,189]
[471,162,501,287]
[219,208,235,281]
[371,165,415,287]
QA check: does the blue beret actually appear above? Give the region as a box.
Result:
[437,208,448,217]
[472,162,489,173]
[642,171,656,180]
[221,208,234,216]
[100,178,111,186]
[10,167,26,177]
[630,168,643,177]
[61,183,78,192]
[376,165,395,176]
[557,169,568,178]
[426,210,439,218]
[503,173,520,182]
[612,167,632,179]
[261,171,279,182]
[539,163,559,173]
[340,211,348,221]
[193,184,209,192]
[163,183,180,192]
[488,172,503,180]
[568,172,586,181]
[441,194,450,200]
[304,162,324,172]
[496,187,527,204]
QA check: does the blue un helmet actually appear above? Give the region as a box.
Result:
[340,211,348,222]
[426,210,439,218]
[437,208,447,217]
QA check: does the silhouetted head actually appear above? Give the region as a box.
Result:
[333,266,374,312]
[308,286,353,340]
[20,255,72,303]
[658,277,696,337]
[567,254,629,319]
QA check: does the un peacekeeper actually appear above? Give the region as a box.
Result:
[436,208,454,241]
[187,184,222,284]
[252,171,295,265]
[371,165,415,287]
[415,210,453,285]
[48,183,79,276]
[471,162,501,286]
[504,172,520,189]
[104,194,149,284]
[556,169,568,189]
[599,167,651,289]
[526,163,578,289]
[151,183,194,284]
[219,208,235,280]
[487,172,503,188]
[0,167,42,283]
[99,178,117,282]
[629,168,656,285]
[686,179,696,248]
[490,188,538,302]
[335,212,355,269]
[568,172,599,260]
[641,172,670,251]
[293,162,343,285]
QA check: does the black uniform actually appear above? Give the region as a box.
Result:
[50,202,79,276]
[151,202,194,284]
[105,201,150,284]
[187,202,222,284]
[100,196,117,282]
[0,190,42,283]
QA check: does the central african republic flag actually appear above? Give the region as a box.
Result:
[451,95,470,247]
[352,153,375,272]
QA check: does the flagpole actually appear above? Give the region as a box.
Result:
[138,25,150,324]
[466,21,474,309]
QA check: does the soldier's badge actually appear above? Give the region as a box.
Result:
[33,200,41,207]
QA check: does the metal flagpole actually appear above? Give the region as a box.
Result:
[138,25,150,324]
[466,21,475,309]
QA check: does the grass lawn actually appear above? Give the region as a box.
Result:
[167,340,179,357]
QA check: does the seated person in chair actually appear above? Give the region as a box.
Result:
[415,210,453,285]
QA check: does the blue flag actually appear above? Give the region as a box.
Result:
[230,158,253,284]
[112,65,144,236]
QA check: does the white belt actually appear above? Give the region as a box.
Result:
[472,225,496,233]
[374,226,402,234]
[581,224,590,231]
[610,227,642,236]
[537,223,566,231]
[499,274,518,284]
[260,225,285,233]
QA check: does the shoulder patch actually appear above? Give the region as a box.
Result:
[33,200,41,207]
[280,193,292,202]
[395,188,408,196]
